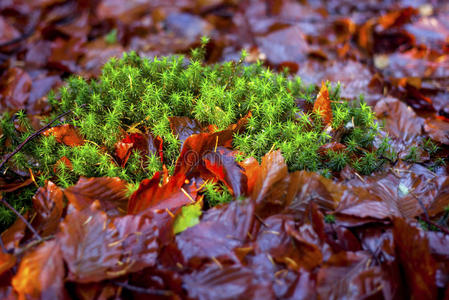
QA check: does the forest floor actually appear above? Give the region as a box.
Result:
[1,0,449,299]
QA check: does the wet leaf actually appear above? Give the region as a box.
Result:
[128,172,197,214]
[64,177,128,216]
[12,240,65,299]
[393,218,437,299]
[31,181,64,237]
[59,202,159,282]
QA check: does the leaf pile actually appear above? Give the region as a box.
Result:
[2,0,449,299]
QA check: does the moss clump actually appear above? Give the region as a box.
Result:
[0,41,393,226]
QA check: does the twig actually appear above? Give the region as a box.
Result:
[14,235,53,256]
[0,197,42,241]
[112,281,173,297]
[0,11,40,48]
[254,213,268,227]
[0,104,86,171]
[0,235,6,253]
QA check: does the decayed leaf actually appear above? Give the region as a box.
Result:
[32,181,64,237]
[313,82,333,126]
[59,201,159,282]
[393,218,437,299]
[173,200,202,234]
[12,240,66,299]
[43,124,85,146]
[0,252,16,277]
[64,177,128,215]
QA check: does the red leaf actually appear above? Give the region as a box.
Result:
[43,124,85,146]
[59,202,159,282]
[174,131,234,177]
[115,133,163,167]
[53,156,73,173]
[203,148,247,197]
[12,240,66,299]
[128,172,197,214]
[313,82,333,126]
[64,177,128,216]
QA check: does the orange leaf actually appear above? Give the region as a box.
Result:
[43,124,85,146]
[313,82,333,126]
[12,240,65,299]
[0,251,16,276]
[313,82,332,126]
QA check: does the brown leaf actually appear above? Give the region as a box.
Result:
[393,218,437,299]
[0,252,16,277]
[0,212,27,251]
[313,82,333,126]
[32,181,64,237]
[64,177,128,216]
[42,124,85,146]
[176,199,254,263]
[424,116,449,145]
[12,240,66,299]
[128,172,197,214]
[0,67,31,111]
[59,202,159,282]
[317,251,384,299]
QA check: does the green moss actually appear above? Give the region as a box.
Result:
[0,40,396,227]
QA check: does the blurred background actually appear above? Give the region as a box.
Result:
[1,0,449,145]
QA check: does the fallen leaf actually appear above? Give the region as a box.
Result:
[173,200,202,234]
[43,124,85,146]
[32,181,64,237]
[313,82,333,126]
[64,177,128,216]
[393,218,437,299]
[59,201,159,282]
[12,240,66,299]
[0,252,16,277]
[128,172,197,214]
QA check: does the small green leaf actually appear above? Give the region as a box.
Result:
[173,201,202,234]
[105,29,118,44]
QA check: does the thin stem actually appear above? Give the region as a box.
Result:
[112,281,173,297]
[0,103,86,171]
[0,198,42,241]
